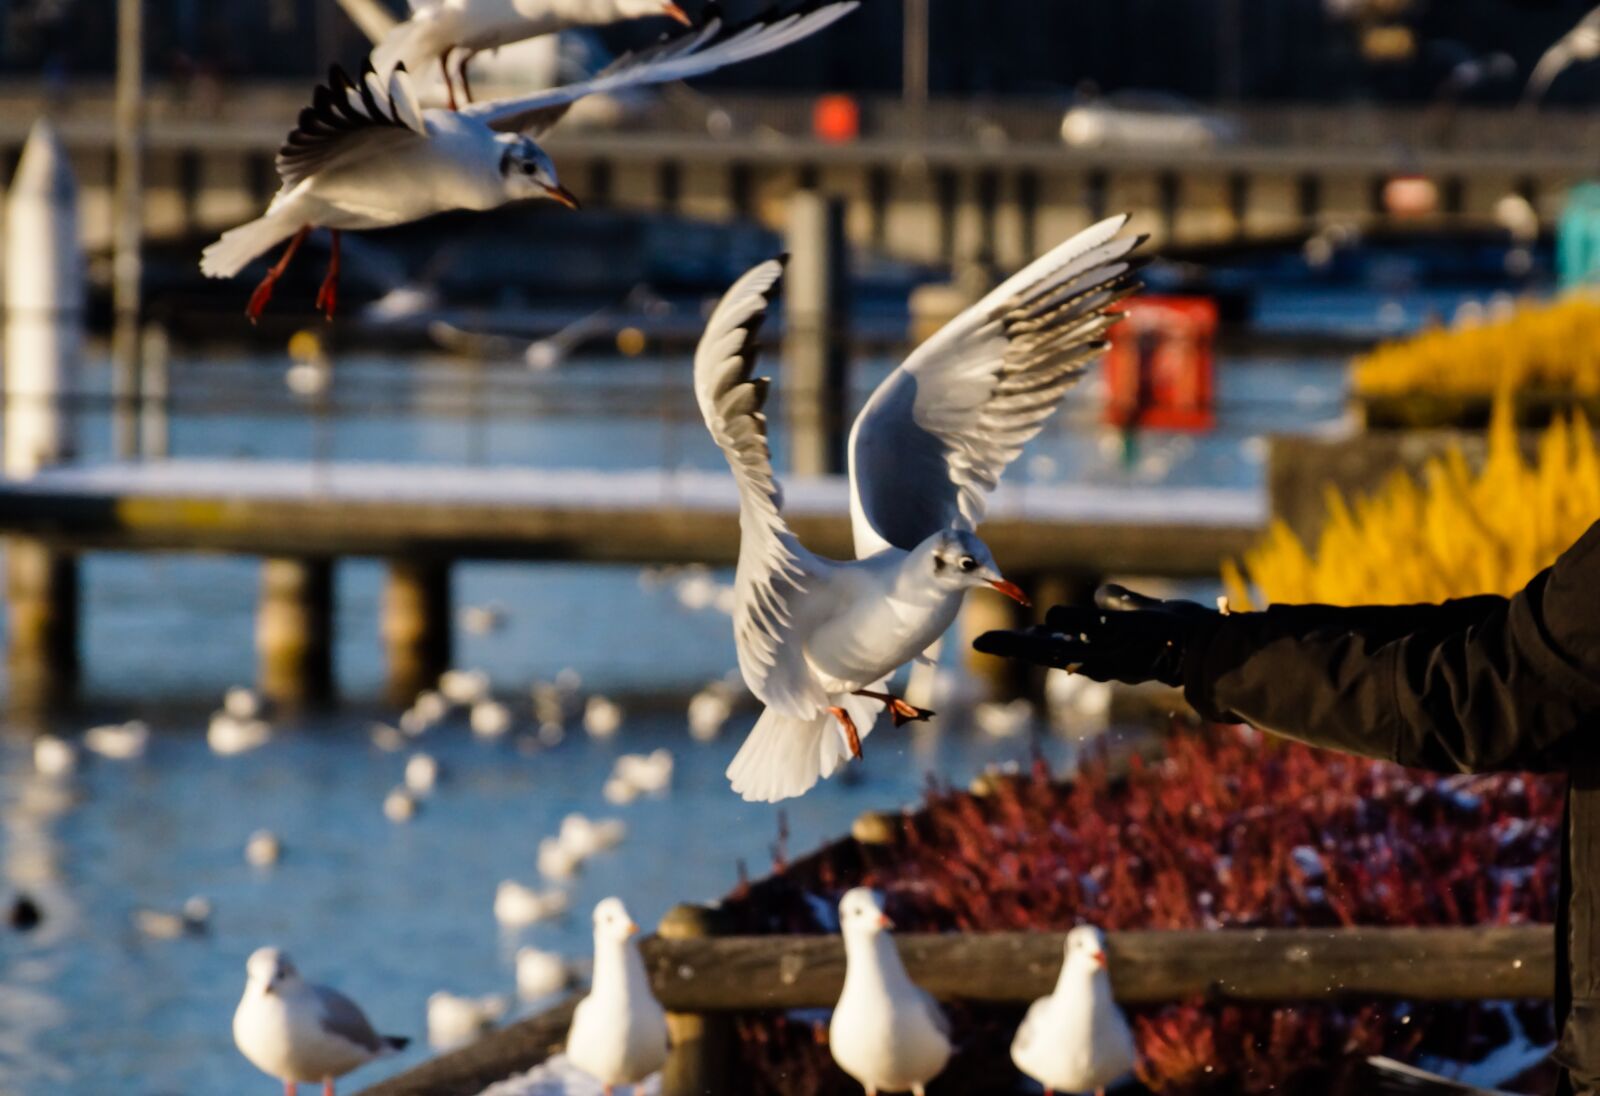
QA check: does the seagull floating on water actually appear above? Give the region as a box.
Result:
[1011,926,1137,1096]
[565,897,670,1095]
[235,947,409,1095]
[828,888,951,1096]
[517,946,573,1000]
[427,989,509,1049]
[83,720,149,760]
[696,217,1143,801]
[496,880,570,926]
[199,1,858,321]
[372,0,693,110]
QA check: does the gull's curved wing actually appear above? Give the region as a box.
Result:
[461,0,858,134]
[1525,6,1600,103]
[848,215,1144,557]
[311,983,385,1054]
[695,258,828,719]
[276,65,429,191]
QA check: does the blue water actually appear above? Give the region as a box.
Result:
[0,341,1353,1094]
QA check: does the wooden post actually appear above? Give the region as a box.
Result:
[139,322,169,459]
[112,0,144,459]
[658,903,733,1096]
[256,557,333,706]
[783,191,849,477]
[382,558,452,706]
[5,538,78,712]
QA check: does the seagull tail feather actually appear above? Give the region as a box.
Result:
[381,1034,410,1054]
[200,213,302,280]
[727,692,882,804]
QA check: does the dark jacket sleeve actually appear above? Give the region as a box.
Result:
[1184,520,1600,774]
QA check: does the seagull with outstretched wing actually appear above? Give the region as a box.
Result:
[695,216,1144,802]
[199,0,858,321]
[1524,3,1600,104]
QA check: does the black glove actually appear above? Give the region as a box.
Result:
[972,584,1218,686]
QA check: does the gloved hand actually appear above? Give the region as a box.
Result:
[972,584,1218,686]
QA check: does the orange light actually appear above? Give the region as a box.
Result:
[813,95,860,145]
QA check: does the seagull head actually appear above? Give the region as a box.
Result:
[498,136,580,210]
[1064,924,1109,975]
[246,946,299,994]
[615,0,695,23]
[838,887,893,937]
[593,896,640,942]
[922,528,1029,606]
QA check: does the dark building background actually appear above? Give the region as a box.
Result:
[6,0,1600,105]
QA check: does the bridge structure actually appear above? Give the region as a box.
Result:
[0,84,1594,268]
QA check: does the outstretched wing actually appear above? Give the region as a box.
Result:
[848,215,1144,557]
[460,0,858,134]
[1524,8,1600,103]
[695,259,827,718]
[276,65,429,191]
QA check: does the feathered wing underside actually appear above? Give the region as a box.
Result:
[849,215,1145,554]
[276,64,429,191]
[462,0,859,133]
[726,682,883,803]
[693,258,826,719]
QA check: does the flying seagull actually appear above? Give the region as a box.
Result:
[200,0,859,321]
[695,216,1143,801]
[371,0,693,110]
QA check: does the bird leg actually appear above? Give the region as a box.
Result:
[440,53,459,111]
[457,49,478,104]
[283,1084,296,1096]
[315,229,341,320]
[322,1081,335,1096]
[853,688,934,728]
[247,225,311,323]
[827,706,862,760]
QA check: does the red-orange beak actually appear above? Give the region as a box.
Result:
[662,2,693,25]
[625,920,640,937]
[1092,950,1107,968]
[987,578,1031,606]
[547,184,581,211]
[878,914,894,930]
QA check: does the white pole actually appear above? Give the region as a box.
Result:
[4,121,82,479]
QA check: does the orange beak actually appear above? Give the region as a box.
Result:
[987,578,1031,606]
[625,920,640,936]
[1092,950,1107,968]
[662,2,693,25]
[878,914,894,930]
[547,184,581,211]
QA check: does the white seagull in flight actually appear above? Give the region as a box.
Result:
[372,0,694,110]
[695,216,1144,802]
[1525,3,1600,104]
[199,0,858,321]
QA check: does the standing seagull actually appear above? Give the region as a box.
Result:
[199,0,858,321]
[829,888,951,1096]
[372,0,694,110]
[696,216,1142,802]
[565,897,670,1094]
[233,947,409,1096]
[1011,926,1137,1096]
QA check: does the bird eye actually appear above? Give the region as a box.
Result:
[522,162,536,175]
[958,557,977,573]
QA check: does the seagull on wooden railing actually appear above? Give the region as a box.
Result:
[371,0,694,110]
[695,217,1144,802]
[829,888,951,1096]
[233,947,409,1096]
[565,897,670,1094]
[199,0,858,322]
[1011,925,1137,1096]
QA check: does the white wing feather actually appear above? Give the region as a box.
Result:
[848,215,1144,557]
[461,0,859,133]
[693,259,828,719]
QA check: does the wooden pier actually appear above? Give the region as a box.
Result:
[0,459,1262,709]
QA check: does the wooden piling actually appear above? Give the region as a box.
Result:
[382,558,451,707]
[5,538,78,711]
[783,190,850,477]
[256,557,333,706]
[658,903,734,1096]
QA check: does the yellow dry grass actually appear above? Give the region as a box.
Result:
[1226,393,1600,607]
[1352,294,1600,399]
